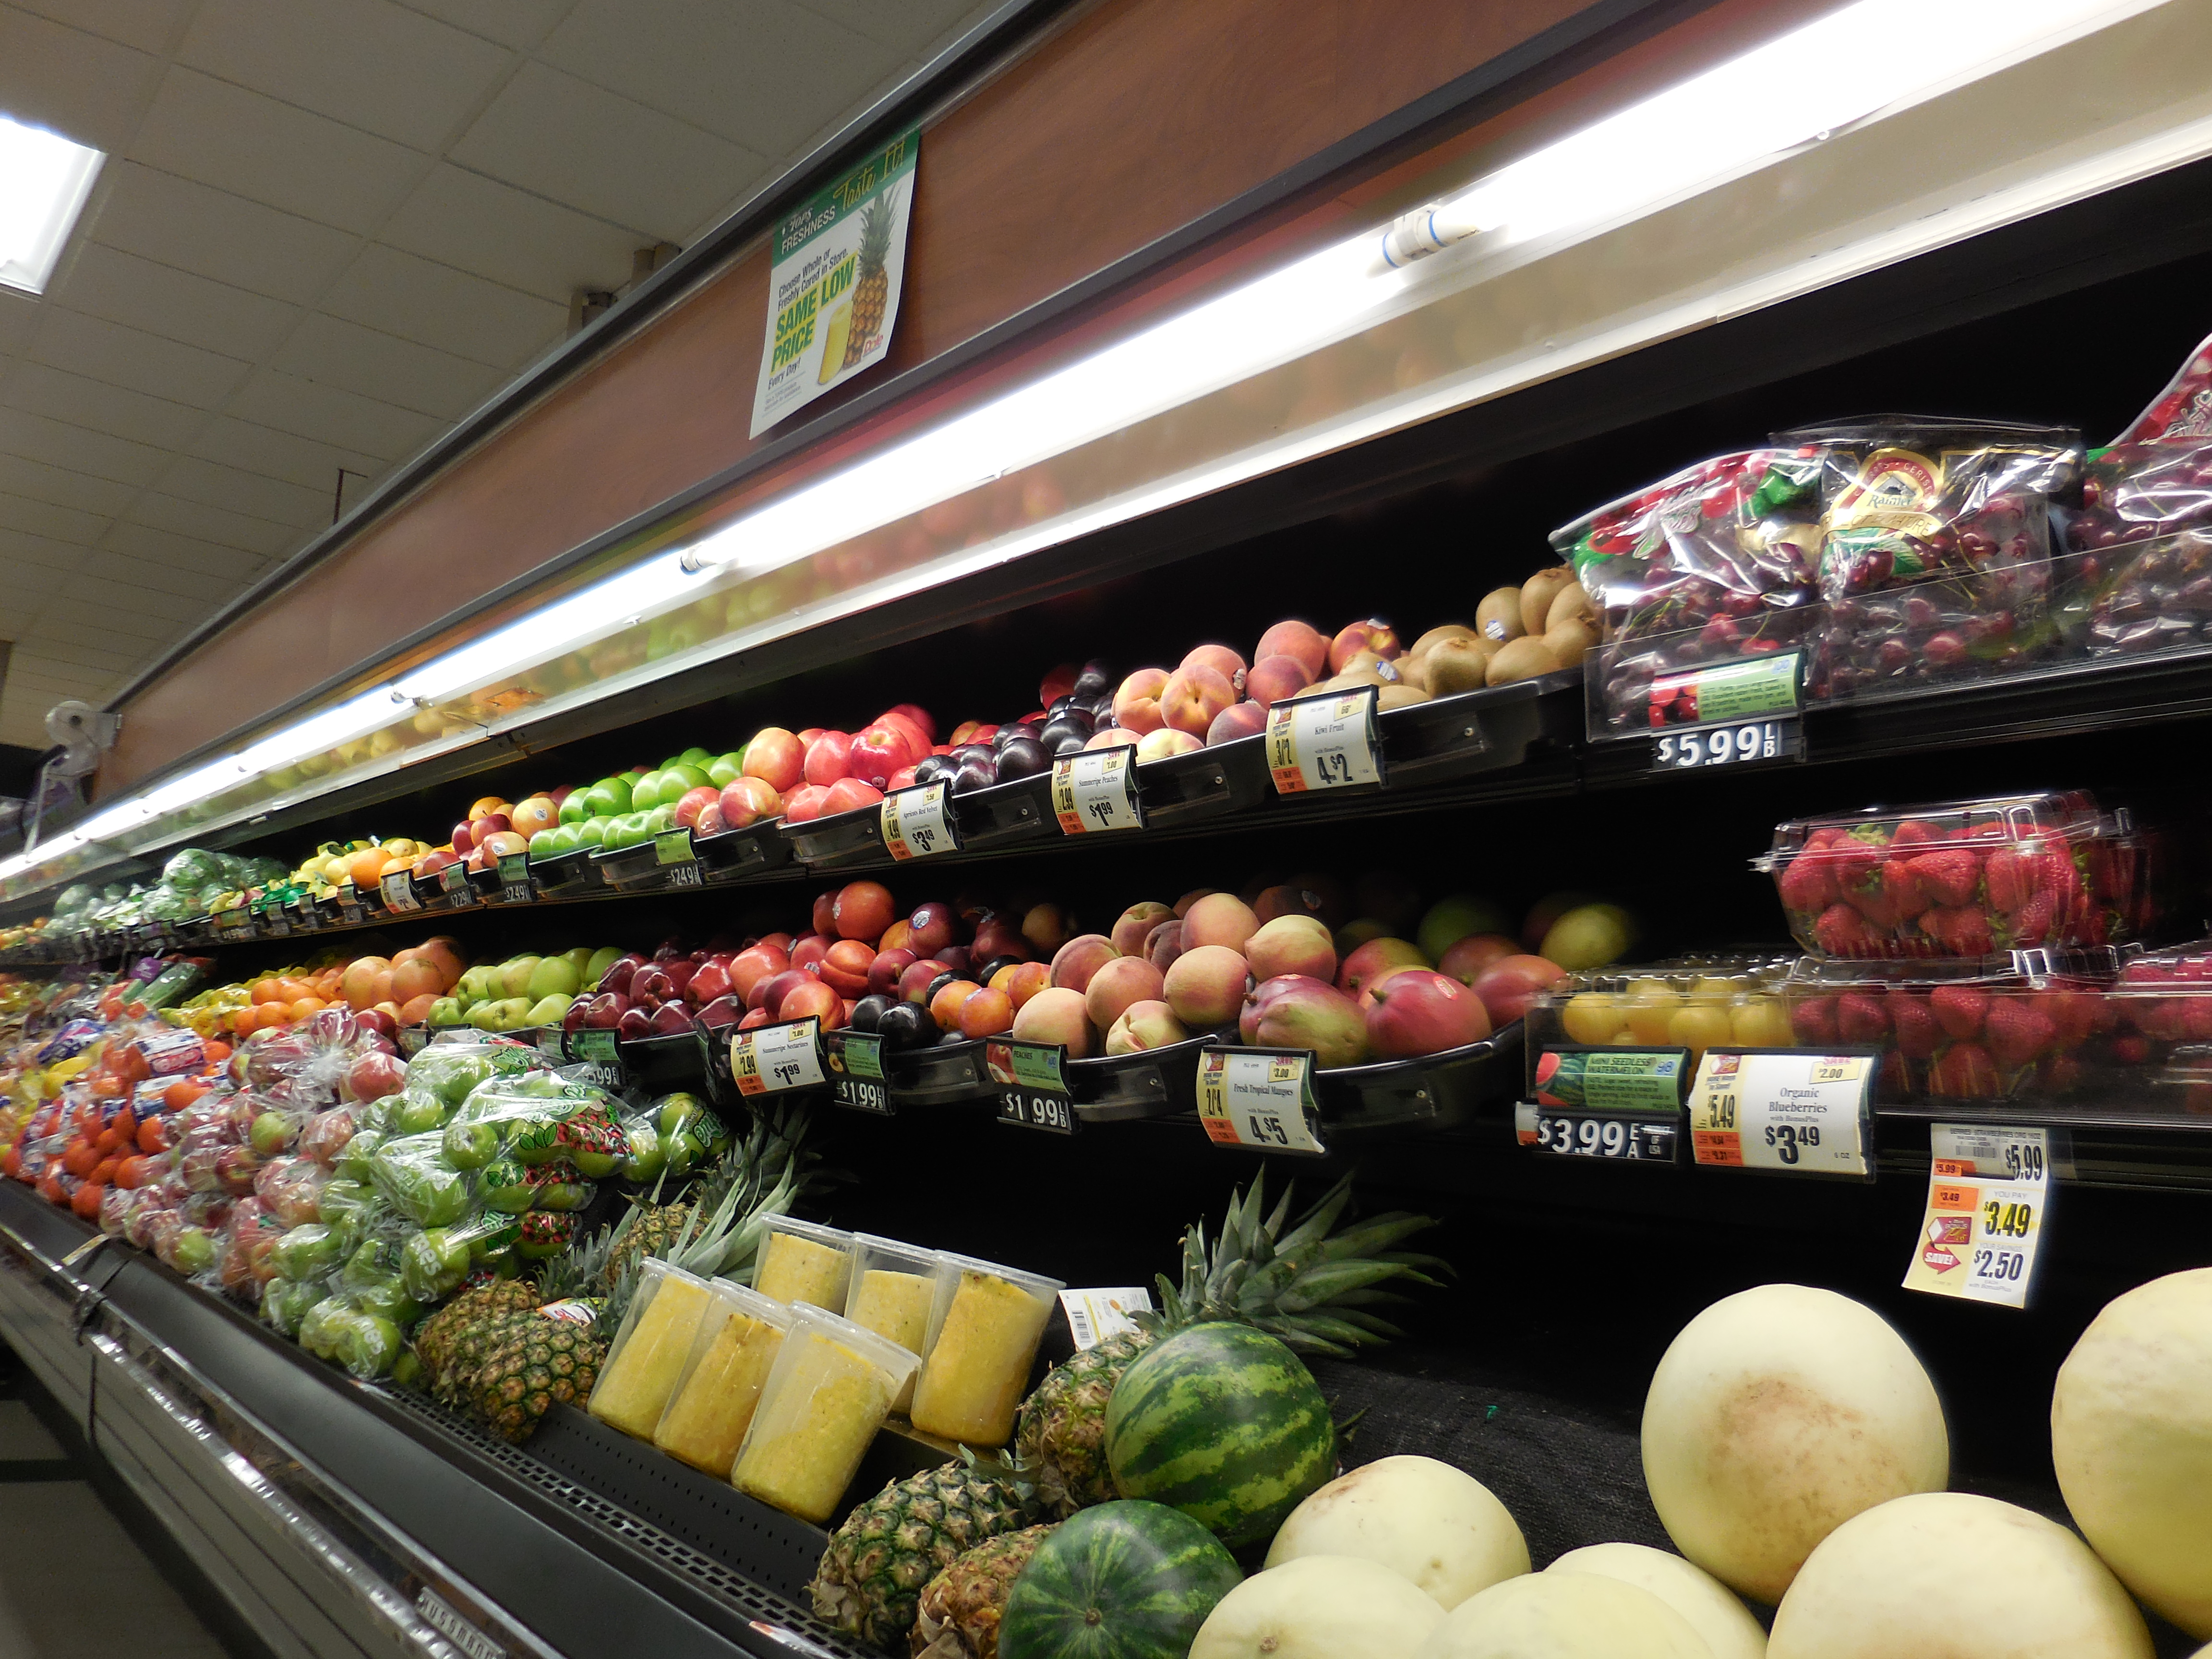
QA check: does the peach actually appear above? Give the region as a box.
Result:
[1182,892,1260,954]
[1178,644,1248,691]
[743,728,805,792]
[1106,1000,1189,1055]
[1174,889,1218,917]
[956,986,1015,1039]
[1111,668,1170,734]
[992,960,1051,1009]
[1136,727,1202,762]
[832,880,896,942]
[1086,726,1146,751]
[1048,933,1121,994]
[1205,701,1268,746]
[1243,654,1312,709]
[1328,619,1402,672]
[1011,986,1093,1057]
[1159,664,1237,737]
[818,939,875,997]
[1439,933,1519,986]
[1246,914,1336,983]
[1163,945,1252,1028]
[1021,902,1072,956]
[1085,955,1165,1033]
[1255,620,1330,681]
[1111,902,1175,957]
[781,977,844,1029]
[1338,936,1429,998]
[1367,969,1491,1059]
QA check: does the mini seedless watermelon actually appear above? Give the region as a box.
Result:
[999,1500,1240,1659]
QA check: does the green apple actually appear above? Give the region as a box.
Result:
[497,956,541,998]
[645,805,675,834]
[523,993,573,1027]
[657,1093,704,1137]
[526,956,578,1000]
[585,945,624,987]
[631,770,665,811]
[660,763,710,795]
[428,996,464,1027]
[543,824,580,856]
[575,817,607,848]
[491,997,534,1032]
[557,793,589,826]
[677,746,714,768]
[707,751,745,789]
[529,828,560,858]
[393,1093,445,1133]
[170,1228,215,1274]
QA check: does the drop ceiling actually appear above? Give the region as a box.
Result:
[0,0,997,754]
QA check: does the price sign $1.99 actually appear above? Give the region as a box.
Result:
[730,1019,826,1097]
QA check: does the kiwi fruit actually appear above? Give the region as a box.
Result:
[1375,684,1431,711]
[1543,617,1597,665]
[1476,587,1525,645]
[1546,581,1597,632]
[1520,566,1577,637]
[1408,624,1479,659]
[1398,653,1434,692]
[1425,637,1496,695]
[1339,648,1402,682]
[1486,636,1560,685]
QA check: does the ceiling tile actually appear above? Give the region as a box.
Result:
[0,406,170,486]
[450,63,762,242]
[188,414,383,495]
[380,164,639,303]
[36,602,179,646]
[389,0,574,51]
[128,69,426,235]
[319,243,565,367]
[80,548,243,604]
[123,490,301,554]
[271,312,505,420]
[101,520,271,582]
[539,0,887,157]
[0,6,164,153]
[27,308,251,411]
[155,455,327,529]
[55,244,303,361]
[0,526,89,570]
[225,370,443,460]
[0,453,140,518]
[88,162,362,306]
[0,292,36,357]
[62,570,209,618]
[12,638,144,676]
[0,361,212,450]
[3,0,193,54]
[0,489,109,544]
[793,0,985,49]
[178,0,515,151]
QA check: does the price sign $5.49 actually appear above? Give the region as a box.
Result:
[730,1019,825,1096]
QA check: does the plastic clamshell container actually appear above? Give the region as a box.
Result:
[1376,669,1584,787]
[730,1302,919,1524]
[752,1216,855,1310]
[651,1280,796,1478]
[908,1250,1066,1448]
[949,770,1056,850]
[526,844,604,899]
[1066,1031,1216,1123]
[588,1260,719,1440]
[693,819,793,882]
[1135,734,1269,828]
[844,1234,942,1412]
[1527,953,1800,1094]
[1757,791,2145,959]
[783,803,891,871]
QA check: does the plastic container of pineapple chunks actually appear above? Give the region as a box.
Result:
[730,1303,920,1524]
[650,1280,796,1479]
[908,1251,1065,1448]
[588,1260,720,1441]
[752,1216,854,1309]
[844,1235,941,1413]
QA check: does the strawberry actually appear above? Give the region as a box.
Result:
[2183,996,2212,1042]
[1851,885,1905,930]
[2135,998,2188,1043]
[1879,1048,1916,1099]
[1803,826,1845,852]
[2111,1033,2152,1065]
[1923,906,1996,956]
[1929,1041,1999,1098]
[2004,890,2058,947]
[1889,992,1940,1058]
[2044,990,2099,1047]
[1983,848,2026,914]
[1790,995,1839,1044]
[1811,904,1876,957]
[1930,984,1991,1039]
[1985,999,2056,1069]
[1837,992,1889,1042]
[1908,849,1981,908]
[1778,854,1837,914]
[1889,818,1944,848]
[1829,842,1884,894]
[2036,1052,2083,1094]
[1880,860,1929,918]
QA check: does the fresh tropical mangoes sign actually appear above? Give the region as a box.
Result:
[750,129,917,435]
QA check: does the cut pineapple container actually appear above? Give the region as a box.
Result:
[588,1260,718,1440]
[730,1304,918,1525]
[753,1215,855,1309]
[843,1233,941,1414]
[907,1250,1064,1448]
[651,1280,796,1478]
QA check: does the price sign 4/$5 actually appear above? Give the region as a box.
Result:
[1197,1048,1326,1154]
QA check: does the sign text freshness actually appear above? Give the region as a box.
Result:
[769,137,909,373]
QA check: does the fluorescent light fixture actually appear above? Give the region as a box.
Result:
[0,113,104,295]
[231,688,400,774]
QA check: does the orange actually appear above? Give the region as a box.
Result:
[250,977,284,1005]
[289,997,327,1022]
[347,846,394,888]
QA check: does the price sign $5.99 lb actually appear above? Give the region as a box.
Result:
[1196,1048,1327,1154]
[730,1019,826,1096]
[1903,1124,2056,1309]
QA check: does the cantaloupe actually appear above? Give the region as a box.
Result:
[1191,1555,1445,1659]
[2052,1266,2212,1636]
[1264,1455,1528,1609]
[1549,1544,1765,1659]
[1641,1285,1947,1603]
[1767,1492,2152,1659]
[1413,1570,1715,1659]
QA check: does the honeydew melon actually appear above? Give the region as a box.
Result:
[1548,1544,1764,1659]
[1413,1569,1716,1659]
[1191,1555,1444,1659]
[1263,1455,1527,1609]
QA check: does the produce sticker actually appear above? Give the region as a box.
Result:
[1903,1124,2055,1309]
[750,129,918,435]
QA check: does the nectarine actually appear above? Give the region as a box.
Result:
[1255,620,1330,681]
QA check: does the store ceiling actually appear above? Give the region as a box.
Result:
[0,0,994,757]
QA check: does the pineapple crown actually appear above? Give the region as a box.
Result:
[1143,1170,1447,1358]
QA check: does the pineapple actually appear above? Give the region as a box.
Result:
[910,1524,1055,1659]
[810,1453,1039,1651]
[473,1308,602,1443]
[1014,1173,1444,1515]
[841,194,895,370]
[414,1277,537,1382]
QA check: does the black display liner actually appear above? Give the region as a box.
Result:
[948,769,1056,850]
[1067,1031,1216,1123]
[694,819,793,882]
[695,1016,743,1106]
[528,844,606,899]
[1136,733,1269,827]
[618,1027,709,1090]
[589,835,702,893]
[409,864,479,913]
[1378,670,1585,789]
[466,865,527,905]
[1315,1020,1527,1136]
[781,803,891,871]
[887,1037,990,1105]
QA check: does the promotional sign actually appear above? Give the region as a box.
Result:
[986,1040,1074,1133]
[1903,1124,2055,1309]
[750,130,918,435]
[730,1020,826,1097]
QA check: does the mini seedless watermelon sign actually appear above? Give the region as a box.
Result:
[750,130,917,435]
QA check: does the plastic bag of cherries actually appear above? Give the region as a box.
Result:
[1781,416,2081,701]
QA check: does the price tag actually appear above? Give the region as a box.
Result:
[397,1026,429,1059]
[1531,1047,1687,1112]
[438,864,474,906]
[338,883,363,926]
[655,830,703,887]
[880,782,960,860]
[536,1026,569,1065]
[381,870,422,913]
[497,854,533,905]
[1519,1103,1680,1162]
[1653,718,1803,770]
[290,899,320,932]
[1266,686,1382,794]
[1646,650,1802,728]
[1903,1125,2055,1308]
[262,909,291,938]
[1058,1287,1154,1350]
[986,1040,1075,1133]
[731,1019,826,1095]
[1688,1049,1874,1179]
[215,906,254,937]
[1051,746,1143,835]
[1196,1047,1326,1154]
[827,1031,891,1114]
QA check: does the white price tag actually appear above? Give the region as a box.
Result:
[1196,1048,1326,1154]
[1653,719,1801,769]
[1688,1050,1873,1178]
[731,1019,826,1095]
[1058,1287,1154,1351]
[880,782,959,860]
[1051,745,1143,834]
[1903,1125,2053,1309]
[380,870,421,913]
[1265,686,1382,794]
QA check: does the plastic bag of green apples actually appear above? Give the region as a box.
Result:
[615,1091,726,1184]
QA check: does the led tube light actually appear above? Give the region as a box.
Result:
[0,113,103,296]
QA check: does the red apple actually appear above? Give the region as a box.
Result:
[847,725,909,788]
[782,784,831,822]
[1365,969,1492,1059]
[696,995,741,1028]
[345,1050,407,1104]
[696,802,728,836]
[728,945,787,1003]
[744,728,805,792]
[598,955,643,997]
[718,774,782,829]
[450,820,476,854]
[631,965,676,1008]
[796,728,824,745]
[687,958,733,1006]
[822,777,885,815]
[617,1007,653,1041]
[884,703,936,745]
[583,992,629,1028]
[803,731,854,786]
[661,959,699,999]
[1469,955,1569,1027]
[649,1001,694,1036]
[751,969,810,1017]
[671,787,719,830]
[885,766,919,791]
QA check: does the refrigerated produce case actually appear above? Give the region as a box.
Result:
[9,1,2212,1655]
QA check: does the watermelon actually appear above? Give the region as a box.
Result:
[999,1500,1239,1659]
[1105,1322,1335,1549]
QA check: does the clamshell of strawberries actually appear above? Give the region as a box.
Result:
[1758,791,2158,959]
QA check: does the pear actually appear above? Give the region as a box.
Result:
[527,956,581,1001]
[523,993,574,1028]
[496,955,541,999]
